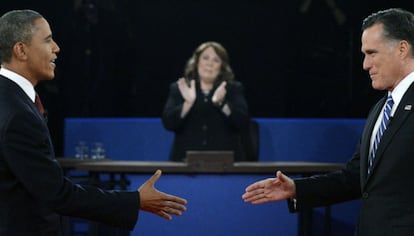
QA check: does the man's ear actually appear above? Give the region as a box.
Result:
[13,42,28,60]
[398,40,410,58]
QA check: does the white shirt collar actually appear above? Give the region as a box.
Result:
[389,71,414,115]
[0,67,36,102]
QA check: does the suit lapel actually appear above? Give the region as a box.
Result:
[365,84,414,184]
[0,75,45,121]
[360,97,385,183]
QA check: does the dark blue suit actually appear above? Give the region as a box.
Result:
[291,82,414,235]
[0,75,139,235]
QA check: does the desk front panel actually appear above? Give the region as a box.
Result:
[127,173,298,236]
[60,159,356,235]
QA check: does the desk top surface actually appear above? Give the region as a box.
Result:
[57,158,343,174]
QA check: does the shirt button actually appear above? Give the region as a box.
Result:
[202,125,208,131]
[362,192,369,199]
[204,98,208,102]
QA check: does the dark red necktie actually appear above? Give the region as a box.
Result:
[35,93,45,117]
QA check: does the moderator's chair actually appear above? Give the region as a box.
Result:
[239,119,259,161]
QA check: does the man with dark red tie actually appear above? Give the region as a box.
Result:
[0,9,187,235]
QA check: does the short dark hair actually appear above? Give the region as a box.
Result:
[362,8,414,55]
[0,9,43,63]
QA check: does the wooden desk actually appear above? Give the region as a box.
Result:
[57,157,85,169]
[57,158,343,174]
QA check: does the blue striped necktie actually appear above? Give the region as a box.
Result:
[368,95,394,174]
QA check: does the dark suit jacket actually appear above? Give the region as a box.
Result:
[290,83,414,236]
[0,75,139,235]
[162,79,250,161]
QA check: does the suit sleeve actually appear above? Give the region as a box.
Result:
[162,82,186,131]
[224,81,250,130]
[3,109,139,230]
[288,142,362,212]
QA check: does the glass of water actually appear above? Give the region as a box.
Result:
[91,142,106,159]
[75,141,89,159]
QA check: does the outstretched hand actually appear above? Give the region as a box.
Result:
[242,171,296,204]
[138,170,187,220]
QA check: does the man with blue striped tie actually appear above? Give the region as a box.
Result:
[243,8,414,236]
[368,94,394,174]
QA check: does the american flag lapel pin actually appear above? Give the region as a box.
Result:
[404,104,412,110]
